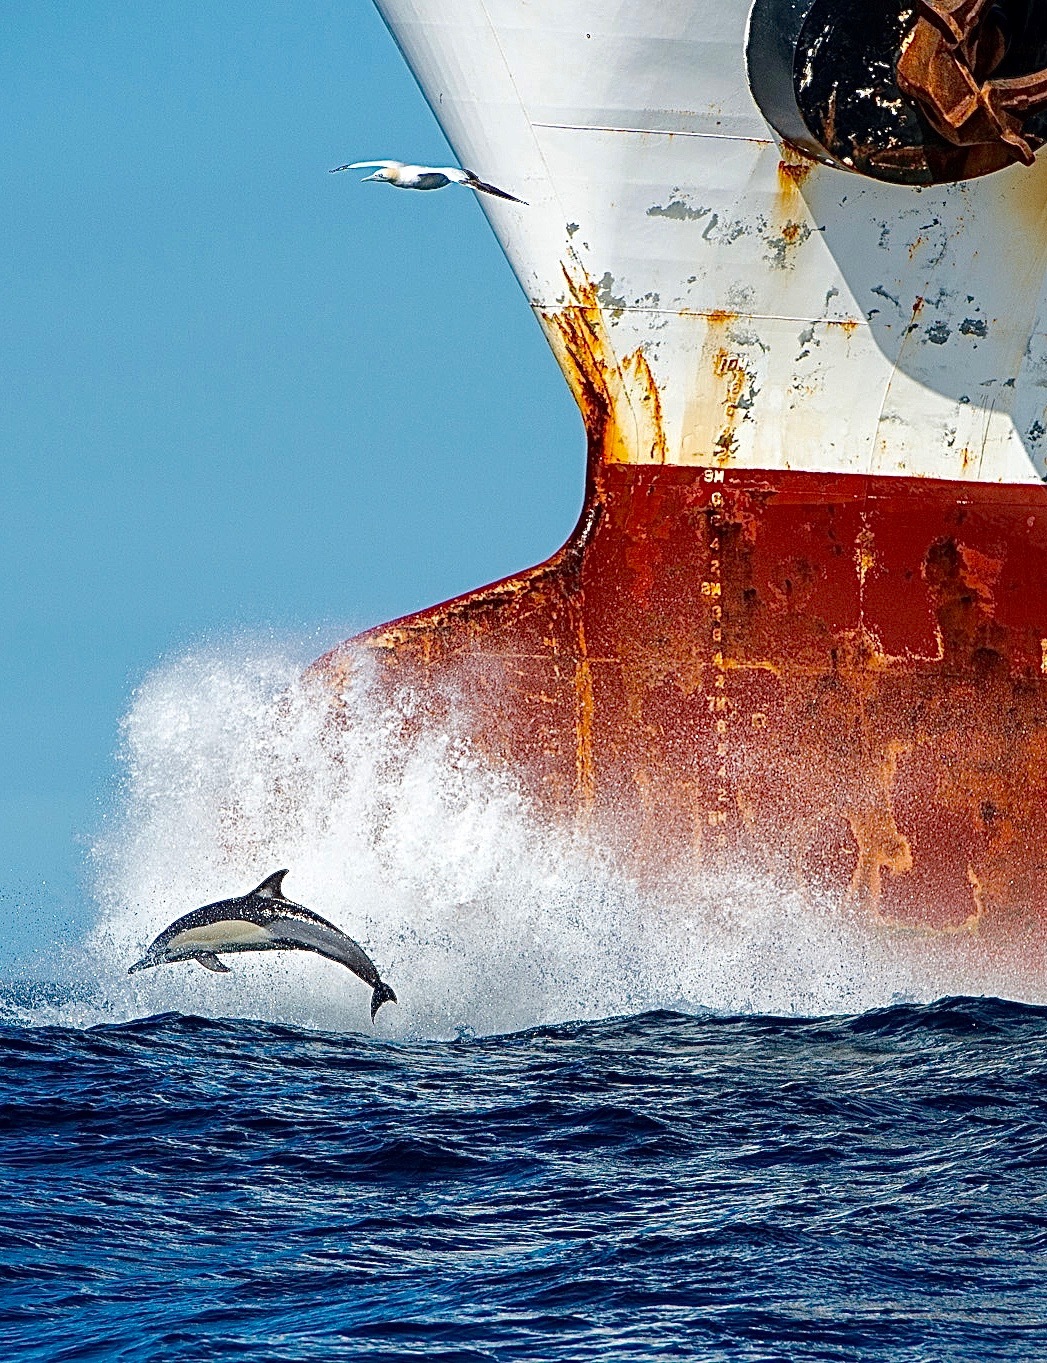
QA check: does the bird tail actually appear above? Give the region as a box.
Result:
[370,980,397,1023]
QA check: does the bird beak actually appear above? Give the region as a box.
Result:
[361,173,380,183]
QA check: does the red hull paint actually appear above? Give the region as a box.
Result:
[317,461,1047,945]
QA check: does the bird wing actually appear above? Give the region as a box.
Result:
[330,159,401,173]
[453,169,527,204]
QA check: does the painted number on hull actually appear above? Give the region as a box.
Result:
[705,490,729,852]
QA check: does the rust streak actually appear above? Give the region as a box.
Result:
[847,744,915,914]
[704,308,740,326]
[574,617,596,813]
[621,348,668,463]
[539,263,667,466]
[777,151,815,191]
[856,518,875,588]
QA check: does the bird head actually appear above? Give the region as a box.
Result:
[362,167,396,184]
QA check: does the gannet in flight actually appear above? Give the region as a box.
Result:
[331,160,526,204]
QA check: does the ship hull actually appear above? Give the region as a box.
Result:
[319,451,1047,945]
[319,0,1047,955]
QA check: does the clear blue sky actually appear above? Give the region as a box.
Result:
[0,1,582,963]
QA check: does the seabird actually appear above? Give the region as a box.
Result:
[128,870,397,1023]
[331,159,526,204]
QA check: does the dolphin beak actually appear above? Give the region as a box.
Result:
[128,957,152,974]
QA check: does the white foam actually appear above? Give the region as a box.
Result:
[19,645,1044,1036]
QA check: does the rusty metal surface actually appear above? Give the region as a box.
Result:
[316,447,1047,951]
[315,234,1047,955]
[898,0,1047,168]
[316,0,1047,980]
[748,0,1047,183]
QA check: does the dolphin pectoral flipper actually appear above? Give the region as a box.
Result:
[195,952,231,973]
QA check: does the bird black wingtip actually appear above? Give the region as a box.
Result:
[463,175,528,204]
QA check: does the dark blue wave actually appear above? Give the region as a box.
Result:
[1,998,1046,1361]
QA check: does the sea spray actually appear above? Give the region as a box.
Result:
[25,643,1037,1036]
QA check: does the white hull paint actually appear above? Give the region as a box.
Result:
[373,0,1047,483]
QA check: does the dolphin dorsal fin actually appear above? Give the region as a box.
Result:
[252,869,289,900]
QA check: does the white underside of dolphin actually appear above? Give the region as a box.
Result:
[167,920,271,953]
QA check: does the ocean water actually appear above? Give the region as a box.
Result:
[4,651,1047,1359]
[2,1001,1046,1361]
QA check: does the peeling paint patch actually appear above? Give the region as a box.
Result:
[646,199,711,222]
[796,323,818,361]
[764,221,812,268]
[596,271,627,321]
[959,317,988,338]
[926,321,951,345]
[647,203,762,246]
[872,284,901,309]
[848,785,914,914]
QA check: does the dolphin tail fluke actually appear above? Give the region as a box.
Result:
[370,980,397,1023]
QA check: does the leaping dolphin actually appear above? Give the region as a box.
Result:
[128,870,397,1022]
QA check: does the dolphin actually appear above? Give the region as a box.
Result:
[128,870,397,1022]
